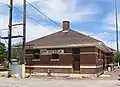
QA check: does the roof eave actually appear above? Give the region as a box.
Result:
[26,43,96,49]
[95,42,111,52]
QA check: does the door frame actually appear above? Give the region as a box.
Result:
[72,48,80,73]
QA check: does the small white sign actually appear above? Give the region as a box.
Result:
[32,59,40,61]
[40,49,64,54]
[50,59,59,61]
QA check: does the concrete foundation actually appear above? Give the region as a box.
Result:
[10,64,25,78]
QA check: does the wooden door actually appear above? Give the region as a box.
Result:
[72,48,80,73]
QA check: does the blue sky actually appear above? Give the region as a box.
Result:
[0,0,120,49]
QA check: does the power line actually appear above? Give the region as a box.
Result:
[26,1,62,28]
[0,2,54,32]
[0,28,10,31]
[0,27,18,31]
[13,6,53,31]
[0,2,9,7]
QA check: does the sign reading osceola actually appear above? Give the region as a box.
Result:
[40,49,64,54]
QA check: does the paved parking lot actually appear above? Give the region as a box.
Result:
[0,68,120,87]
[0,77,120,87]
[97,68,120,80]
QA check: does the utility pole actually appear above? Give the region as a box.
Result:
[115,0,119,68]
[20,0,26,78]
[8,0,13,76]
[0,0,26,78]
[7,0,13,78]
[115,0,119,52]
[8,0,13,64]
[21,0,26,64]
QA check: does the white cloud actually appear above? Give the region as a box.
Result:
[0,14,60,44]
[0,0,40,5]
[0,14,8,29]
[103,12,120,31]
[0,14,8,45]
[0,0,98,41]
[26,22,60,42]
[0,0,23,5]
[91,32,118,50]
[76,29,117,49]
[33,0,97,22]
[0,14,23,37]
[0,0,99,47]
[0,14,118,50]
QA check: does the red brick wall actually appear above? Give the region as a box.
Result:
[80,54,97,66]
[80,68,96,74]
[80,47,96,52]
[25,46,108,74]
[26,67,72,73]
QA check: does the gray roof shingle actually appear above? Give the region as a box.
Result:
[26,29,101,47]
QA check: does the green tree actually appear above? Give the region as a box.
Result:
[11,42,22,62]
[0,43,7,63]
[115,52,120,64]
[11,47,22,62]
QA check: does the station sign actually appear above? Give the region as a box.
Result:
[40,49,64,54]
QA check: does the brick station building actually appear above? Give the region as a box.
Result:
[25,21,115,76]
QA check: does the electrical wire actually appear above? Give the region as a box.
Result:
[0,2,10,8]
[0,27,19,31]
[0,1,55,78]
[26,1,62,28]
[13,6,54,31]
[0,2,54,32]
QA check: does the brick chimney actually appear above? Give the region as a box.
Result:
[62,21,70,31]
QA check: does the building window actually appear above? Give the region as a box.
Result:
[33,49,40,59]
[50,54,59,61]
[25,55,33,65]
[98,49,100,60]
[25,55,33,59]
[26,50,34,54]
[34,49,40,55]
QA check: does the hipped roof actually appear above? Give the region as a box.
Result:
[26,29,111,52]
